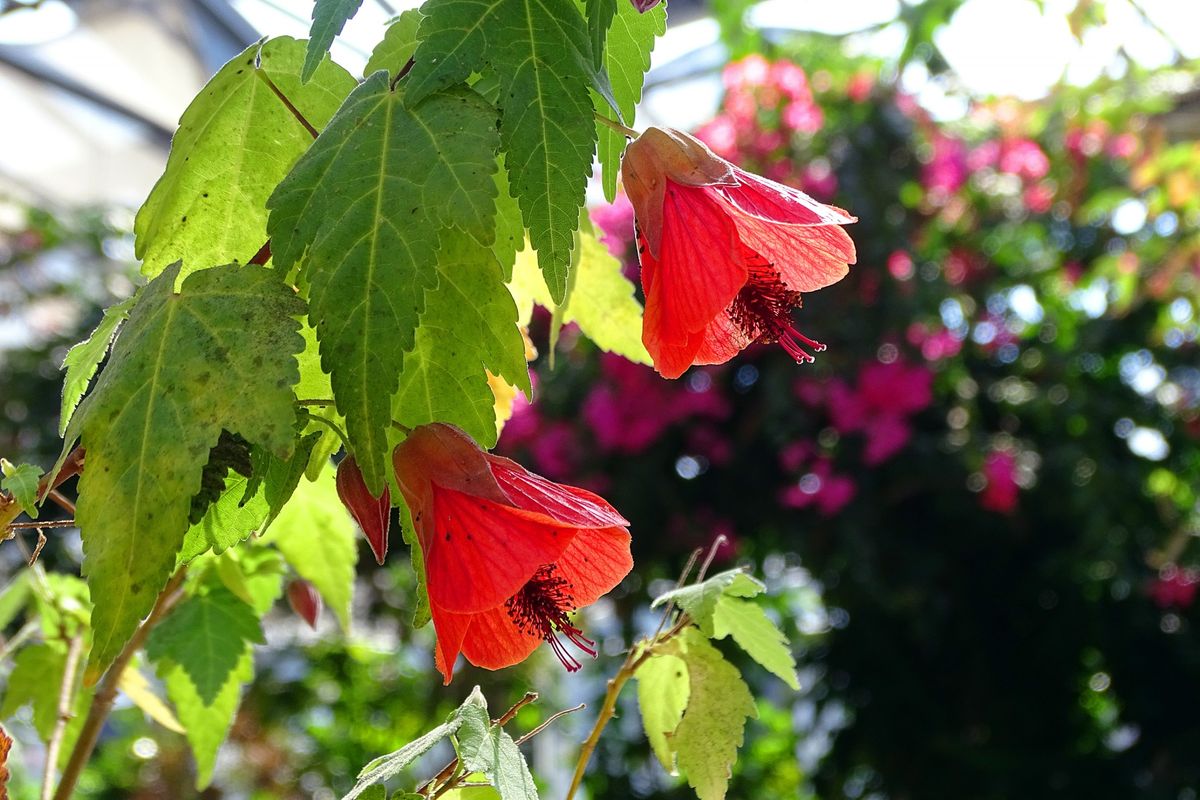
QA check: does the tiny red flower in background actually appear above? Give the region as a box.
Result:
[336,455,391,565]
[287,579,323,629]
[1148,565,1199,610]
[392,423,632,684]
[621,127,857,378]
[980,450,1020,513]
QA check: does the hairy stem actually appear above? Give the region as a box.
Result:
[41,633,84,800]
[565,538,722,800]
[51,567,188,800]
[594,111,639,139]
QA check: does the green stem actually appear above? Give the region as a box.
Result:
[594,111,639,139]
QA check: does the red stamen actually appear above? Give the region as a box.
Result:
[728,252,826,365]
[505,565,597,672]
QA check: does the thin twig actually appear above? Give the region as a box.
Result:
[41,633,84,800]
[0,620,38,663]
[696,534,727,583]
[47,490,74,515]
[652,547,701,640]
[8,520,76,529]
[513,702,585,745]
[28,528,46,565]
[254,69,319,139]
[52,567,188,800]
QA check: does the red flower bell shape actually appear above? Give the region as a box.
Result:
[392,423,632,684]
[622,127,858,378]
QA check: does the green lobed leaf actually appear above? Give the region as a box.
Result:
[585,0,616,71]
[160,647,253,788]
[667,628,757,800]
[135,37,355,279]
[262,465,358,629]
[59,295,136,436]
[651,568,762,636]
[594,0,666,200]
[636,652,689,772]
[440,788,502,800]
[491,163,525,282]
[61,262,305,678]
[145,584,264,705]
[456,699,538,800]
[407,0,597,302]
[509,228,651,364]
[0,462,41,520]
[267,73,500,494]
[363,9,423,78]
[711,596,800,690]
[343,688,488,800]
[0,643,66,739]
[304,0,365,81]
[178,471,269,565]
[393,230,531,448]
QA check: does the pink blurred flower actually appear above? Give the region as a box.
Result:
[825,360,933,465]
[998,138,1050,181]
[779,457,856,516]
[888,251,915,281]
[800,161,838,199]
[920,328,964,362]
[862,415,912,465]
[922,134,969,197]
[980,450,1019,513]
[769,61,812,101]
[1107,133,1138,160]
[695,115,740,158]
[724,54,770,89]
[1148,565,1199,610]
[582,355,730,455]
[782,100,824,134]
[1023,181,1055,214]
[530,422,579,479]
[968,140,1000,172]
[847,72,874,103]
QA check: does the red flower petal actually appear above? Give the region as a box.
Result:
[692,308,753,366]
[425,485,575,614]
[488,458,629,528]
[553,526,633,607]
[429,602,472,684]
[719,169,856,226]
[458,605,542,671]
[641,183,747,377]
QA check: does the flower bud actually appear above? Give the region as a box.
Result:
[287,579,322,629]
[336,455,391,564]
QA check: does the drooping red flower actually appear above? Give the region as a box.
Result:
[336,455,391,564]
[392,423,632,684]
[622,127,857,379]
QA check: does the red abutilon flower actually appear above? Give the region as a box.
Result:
[336,455,391,564]
[621,127,857,379]
[392,423,633,684]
